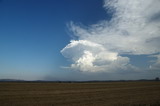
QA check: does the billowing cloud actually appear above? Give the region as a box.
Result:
[61,40,132,72]
[61,0,160,72]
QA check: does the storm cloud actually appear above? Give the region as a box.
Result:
[61,0,160,72]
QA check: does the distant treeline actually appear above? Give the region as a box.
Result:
[0,78,159,83]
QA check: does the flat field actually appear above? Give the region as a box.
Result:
[0,81,160,106]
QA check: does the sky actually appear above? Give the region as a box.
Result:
[0,0,160,81]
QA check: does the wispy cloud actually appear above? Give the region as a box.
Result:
[61,0,160,72]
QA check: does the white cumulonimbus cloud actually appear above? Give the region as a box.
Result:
[61,0,160,72]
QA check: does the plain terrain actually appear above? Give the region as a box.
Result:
[0,81,160,106]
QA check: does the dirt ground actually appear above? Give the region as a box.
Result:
[0,81,160,106]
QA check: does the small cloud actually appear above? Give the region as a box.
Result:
[149,54,160,71]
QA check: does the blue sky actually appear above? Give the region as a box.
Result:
[0,0,160,81]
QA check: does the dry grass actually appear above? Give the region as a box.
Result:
[0,81,160,106]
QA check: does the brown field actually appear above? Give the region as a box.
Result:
[0,81,160,106]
